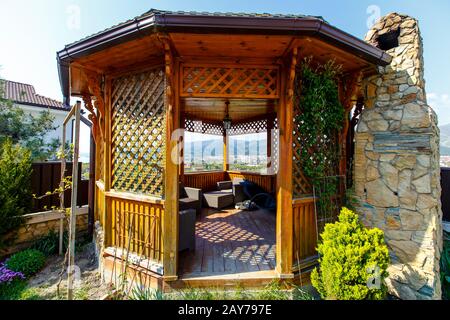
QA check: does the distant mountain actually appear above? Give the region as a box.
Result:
[184,138,267,160]
[441,124,450,156]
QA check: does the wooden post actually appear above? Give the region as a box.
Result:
[67,101,81,300]
[223,131,229,172]
[276,48,297,277]
[59,115,67,256]
[162,37,179,280]
[103,78,112,246]
[179,111,185,181]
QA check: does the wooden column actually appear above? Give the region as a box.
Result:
[179,111,185,182]
[162,37,179,280]
[223,131,229,171]
[103,78,112,246]
[276,48,298,277]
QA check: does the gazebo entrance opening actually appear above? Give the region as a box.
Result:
[178,97,278,279]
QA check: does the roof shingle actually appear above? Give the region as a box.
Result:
[63,8,326,48]
[1,80,67,110]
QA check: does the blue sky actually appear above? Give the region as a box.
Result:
[0,0,449,130]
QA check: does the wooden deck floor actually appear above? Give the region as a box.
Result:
[179,207,276,278]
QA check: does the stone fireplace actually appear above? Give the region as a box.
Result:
[354,13,443,299]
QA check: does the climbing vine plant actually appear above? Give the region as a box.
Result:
[293,58,345,228]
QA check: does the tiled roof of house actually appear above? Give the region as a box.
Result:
[1,80,67,110]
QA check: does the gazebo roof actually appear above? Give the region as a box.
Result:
[57,9,392,102]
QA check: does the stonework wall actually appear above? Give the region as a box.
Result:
[354,13,442,299]
[0,209,89,257]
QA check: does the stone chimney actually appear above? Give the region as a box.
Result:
[354,13,442,299]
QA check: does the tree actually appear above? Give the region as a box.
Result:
[0,139,32,249]
[0,78,59,161]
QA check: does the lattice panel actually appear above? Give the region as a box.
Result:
[293,80,313,197]
[228,119,267,136]
[271,118,279,174]
[97,140,105,181]
[181,64,279,98]
[111,68,166,196]
[184,119,224,136]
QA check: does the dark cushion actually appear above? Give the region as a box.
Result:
[179,182,187,198]
[217,181,233,191]
[179,198,200,211]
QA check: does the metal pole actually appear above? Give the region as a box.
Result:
[67,101,81,300]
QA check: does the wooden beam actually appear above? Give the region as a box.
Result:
[276,47,298,277]
[161,36,179,280]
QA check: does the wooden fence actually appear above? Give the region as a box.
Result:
[31,162,89,213]
[442,167,450,222]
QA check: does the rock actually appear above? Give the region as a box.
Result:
[368,119,389,131]
[385,230,412,241]
[416,194,437,210]
[385,208,402,230]
[366,165,380,181]
[401,19,417,29]
[400,209,424,230]
[404,86,419,95]
[412,165,428,180]
[366,151,380,161]
[398,169,412,186]
[403,265,428,290]
[393,155,416,170]
[366,180,399,207]
[380,162,399,191]
[399,190,418,210]
[417,155,430,167]
[388,240,421,263]
[399,84,409,92]
[384,109,403,120]
[412,174,431,193]
[380,153,396,162]
[402,104,431,128]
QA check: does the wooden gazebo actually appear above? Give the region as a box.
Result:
[57,9,390,288]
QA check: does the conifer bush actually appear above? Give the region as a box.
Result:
[311,207,390,300]
[0,140,32,248]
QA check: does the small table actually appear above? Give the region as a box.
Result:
[203,191,234,210]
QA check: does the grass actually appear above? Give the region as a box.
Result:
[129,280,316,301]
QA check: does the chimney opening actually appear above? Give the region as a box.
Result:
[376,28,401,51]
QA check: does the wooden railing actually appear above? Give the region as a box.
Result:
[183,170,276,193]
[227,171,276,193]
[183,171,227,192]
[292,197,318,271]
[107,193,164,265]
[95,181,106,227]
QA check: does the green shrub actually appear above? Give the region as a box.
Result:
[311,207,390,300]
[0,139,32,248]
[0,279,27,300]
[32,230,68,256]
[6,249,46,277]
